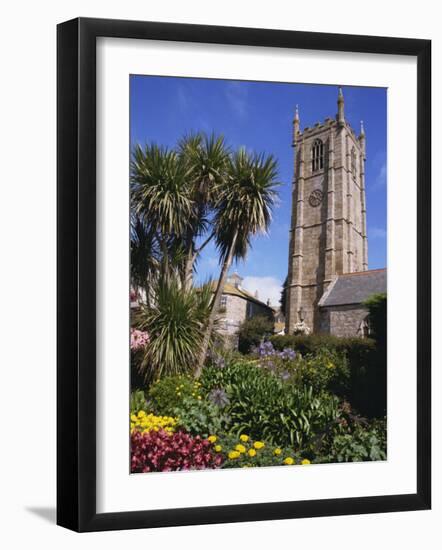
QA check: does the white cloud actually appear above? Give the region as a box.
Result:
[225,82,248,118]
[369,227,387,239]
[371,159,386,190]
[241,276,283,308]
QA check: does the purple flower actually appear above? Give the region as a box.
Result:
[279,348,296,361]
[209,387,230,408]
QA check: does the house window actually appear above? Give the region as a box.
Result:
[219,294,227,312]
[351,147,356,180]
[311,139,324,172]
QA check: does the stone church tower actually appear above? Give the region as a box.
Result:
[286,88,368,334]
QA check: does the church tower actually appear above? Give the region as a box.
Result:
[286,88,368,334]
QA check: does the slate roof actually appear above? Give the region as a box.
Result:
[208,281,274,310]
[318,268,387,307]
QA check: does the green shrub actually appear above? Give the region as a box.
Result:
[364,293,387,348]
[237,315,274,354]
[270,333,375,358]
[270,334,385,418]
[321,418,387,463]
[301,347,350,394]
[172,397,229,438]
[201,360,341,449]
[148,375,200,415]
[130,389,148,414]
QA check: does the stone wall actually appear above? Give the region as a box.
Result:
[319,304,369,338]
[217,294,272,338]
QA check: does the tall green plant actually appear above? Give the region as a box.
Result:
[196,149,280,374]
[134,279,218,382]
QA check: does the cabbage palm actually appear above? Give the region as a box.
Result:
[196,148,280,374]
[178,133,230,289]
[131,143,191,279]
[130,214,160,306]
[134,279,219,382]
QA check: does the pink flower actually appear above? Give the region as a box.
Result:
[130,430,224,473]
[130,328,149,351]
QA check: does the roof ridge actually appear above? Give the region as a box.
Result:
[339,268,386,277]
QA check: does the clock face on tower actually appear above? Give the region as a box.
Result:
[308,188,323,207]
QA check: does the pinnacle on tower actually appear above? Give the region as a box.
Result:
[337,87,345,127]
[293,104,300,144]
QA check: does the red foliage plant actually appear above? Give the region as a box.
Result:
[131,429,223,473]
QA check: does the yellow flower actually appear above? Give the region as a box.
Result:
[197,396,202,400]
[137,410,146,417]
[214,445,222,452]
[228,451,240,459]
[273,448,282,456]
[248,449,256,457]
[253,441,265,450]
[176,391,181,396]
[130,414,138,422]
[284,457,295,465]
[301,459,311,465]
[235,444,246,453]
[239,434,249,442]
[208,435,217,443]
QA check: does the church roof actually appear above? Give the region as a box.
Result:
[318,268,386,308]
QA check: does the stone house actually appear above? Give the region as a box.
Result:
[213,272,274,347]
[318,268,386,337]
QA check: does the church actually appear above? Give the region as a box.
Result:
[286,88,386,337]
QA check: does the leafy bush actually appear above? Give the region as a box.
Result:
[148,375,200,415]
[238,315,274,354]
[251,340,349,394]
[172,397,229,438]
[270,333,375,359]
[320,419,387,463]
[206,433,312,468]
[131,430,223,472]
[364,293,387,348]
[130,389,149,413]
[201,360,341,449]
[270,334,386,417]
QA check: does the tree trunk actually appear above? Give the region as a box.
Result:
[195,230,238,377]
[183,245,194,291]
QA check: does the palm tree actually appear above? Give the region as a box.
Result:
[130,143,192,280]
[178,133,230,289]
[130,213,160,306]
[195,148,280,375]
[134,279,219,383]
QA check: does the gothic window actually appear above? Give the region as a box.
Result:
[311,139,324,172]
[351,147,357,180]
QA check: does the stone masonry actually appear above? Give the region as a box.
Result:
[286,88,368,334]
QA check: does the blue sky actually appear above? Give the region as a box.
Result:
[130,76,387,306]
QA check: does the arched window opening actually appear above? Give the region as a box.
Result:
[312,139,324,172]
